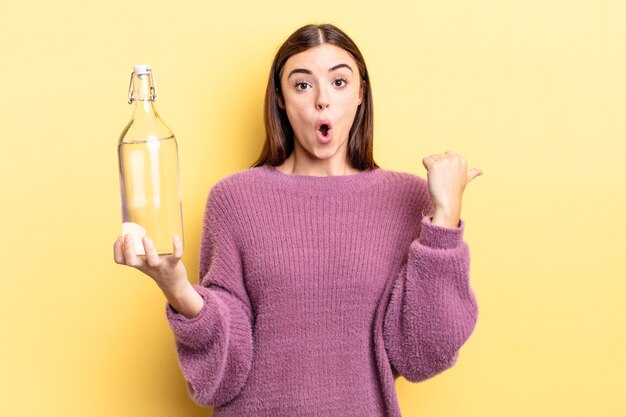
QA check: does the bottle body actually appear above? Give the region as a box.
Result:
[118,66,183,255]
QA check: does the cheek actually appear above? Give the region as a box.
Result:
[285,103,305,123]
[285,103,312,135]
[284,94,312,120]
[337,94,361,123]
[342,87,362,107]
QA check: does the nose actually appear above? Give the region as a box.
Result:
[316,86,330,110]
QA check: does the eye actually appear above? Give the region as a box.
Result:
[333,78,348,88]
[294,81,311,91]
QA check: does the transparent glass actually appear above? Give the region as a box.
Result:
[117,69,183,255]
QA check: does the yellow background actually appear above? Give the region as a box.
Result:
[1,0,624,416]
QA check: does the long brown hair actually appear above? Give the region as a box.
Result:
[251,23,378,170]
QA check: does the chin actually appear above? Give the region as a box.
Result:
[312,146,340,160]
[300,137,345,160]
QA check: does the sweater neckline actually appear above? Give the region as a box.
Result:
[258,164,385,195]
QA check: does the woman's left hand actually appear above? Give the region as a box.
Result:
[422,150,483,228]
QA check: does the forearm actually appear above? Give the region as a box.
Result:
[161,280,204,319]
[384,244,477,381]
[166,286,254,406]
[383,216,478,382]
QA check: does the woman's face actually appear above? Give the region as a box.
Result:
[279,43,363,164]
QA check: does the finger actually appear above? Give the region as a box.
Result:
[467,168,483,182]
[165,235,183,267]
[172,235,183,260]
[113,236,126,264]
[123,234,143,267]
[422,156,435,170]
[143,236,161,267]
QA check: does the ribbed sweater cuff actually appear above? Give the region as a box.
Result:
[165,285,220,348]
[418,215,465,249]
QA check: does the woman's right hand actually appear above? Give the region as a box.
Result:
[113,234,189,298]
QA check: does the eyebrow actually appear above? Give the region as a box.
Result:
[287,63,354,79]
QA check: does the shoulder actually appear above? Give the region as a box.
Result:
[213,166,263,190]
[376,167,429,193]
[375,167,433,214]
[206,166,267,205]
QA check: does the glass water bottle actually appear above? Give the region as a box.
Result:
[118,64,183,255]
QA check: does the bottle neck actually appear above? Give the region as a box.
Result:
[132,99,157,118]
[130,73,158,118]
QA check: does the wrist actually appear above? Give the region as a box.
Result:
[166,282,204,319]
[431,205,461,228]
[162,278,191,303]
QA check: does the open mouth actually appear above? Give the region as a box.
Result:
[316,120,333,138]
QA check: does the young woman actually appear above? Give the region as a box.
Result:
[114,23,482,417]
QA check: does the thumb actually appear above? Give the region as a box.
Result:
[467,168,483,182]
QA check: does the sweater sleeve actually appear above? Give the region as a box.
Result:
[382,213,479,383]
[165,183,253,407]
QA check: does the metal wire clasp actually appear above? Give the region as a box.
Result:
[127,69,157,104]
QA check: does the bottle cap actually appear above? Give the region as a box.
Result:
[133,64,151,75]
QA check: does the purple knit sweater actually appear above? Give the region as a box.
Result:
[165,164,478,416]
